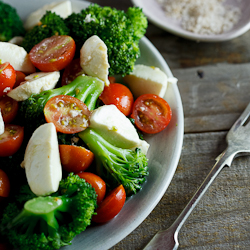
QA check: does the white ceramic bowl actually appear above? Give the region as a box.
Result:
[132,0,250,42]
[5,0,184,249]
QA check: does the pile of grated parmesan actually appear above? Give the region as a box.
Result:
[157,0,241,35]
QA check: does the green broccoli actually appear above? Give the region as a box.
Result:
[0,173,97,250]
[65,4,147,76]
[78,128,149,196]
[0,1,25,42]
[19,74,104,135]
[22,11,69,52]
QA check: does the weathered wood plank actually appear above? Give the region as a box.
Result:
[146,23,250,70]
[111,132,250,250]
[172,63,250,133]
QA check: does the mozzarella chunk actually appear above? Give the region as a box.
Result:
[123,64,173,98]
[7,71,60,101]
[22,123,62,196]
[89,105,140,149]
[8,36,24,46]
[24,1,72,30]
[130,139,150,156]
[80,35,110,86]
[0,109,4,135]
[0,42,35,74]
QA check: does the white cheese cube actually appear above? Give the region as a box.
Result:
[0,42,36,74]
[0,109,4,135]
[7,71,60,101]
[24,1,72,30]
[89,105,140,149]
[80,35,110,86]
[130,139,150,156]
[8,36,24,46]
[22,123,62,196]
[123,64,169,98]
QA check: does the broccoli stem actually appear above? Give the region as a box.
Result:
[78,128,149,195]
[39,75,104,111]
[9,196,69,237]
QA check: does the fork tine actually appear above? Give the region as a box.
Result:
[230,102,250,131]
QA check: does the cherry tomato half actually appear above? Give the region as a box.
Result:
[59,144,94,173]
[99,83,134,116]
[29,35,76,72]
[0,169,10,198]
[131,94,172,134]
[0,62,16,97]
[77,172,106,205]
[44,95,91,134]
[92,184,126,223]
[0,124,24,157]
[0,96,18,124]
[61,58,84,86]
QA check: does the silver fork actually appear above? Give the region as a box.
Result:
[144,102,250,250]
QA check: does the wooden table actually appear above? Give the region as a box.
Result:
[89,1,250,249]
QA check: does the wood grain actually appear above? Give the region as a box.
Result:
[173,63,250,133]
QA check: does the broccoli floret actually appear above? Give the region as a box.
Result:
[0,173,97,250]
[0,1,25,42]
[22,11,69,52]
[65,4,147,76]
[78,128,149,196]
[19,75,104,134]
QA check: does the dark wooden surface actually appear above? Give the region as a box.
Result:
[89,0,250,249]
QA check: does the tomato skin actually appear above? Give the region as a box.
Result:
[0,169,10,198]
[99,83,134,116]
[0,124,24,157]
[0,96,19,124]
[131,94,172,134]
[92,185,126,223]
[44,95,91,134]
[59,145,94,173]
[108,76,116,83]
[77,172,106,205]
[61,58,83,86]
[13,70,26,88]
[29,35,76,72]
[0,62,16,97]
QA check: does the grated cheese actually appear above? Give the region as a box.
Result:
[157,0,241,35]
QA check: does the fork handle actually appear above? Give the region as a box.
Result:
[170,147,237,238]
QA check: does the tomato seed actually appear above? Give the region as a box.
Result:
[58,101,64,107]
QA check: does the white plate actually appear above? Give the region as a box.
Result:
[5,0,184,249]
[132,0,250,42]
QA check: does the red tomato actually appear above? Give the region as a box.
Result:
[13,70,26,88]
[0,62,16,97]
[61,58,84,86]
[29,35,76,72]
[77,172,106,205]
[99,83,134,116]
[0,169,10,198]
[44,95,91,134]
[108,76,116,84]
[131,94,172,134]
[59,144,94,173]
[92,184,126,223]
[0,96,18,124]
[0,124,24,157]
